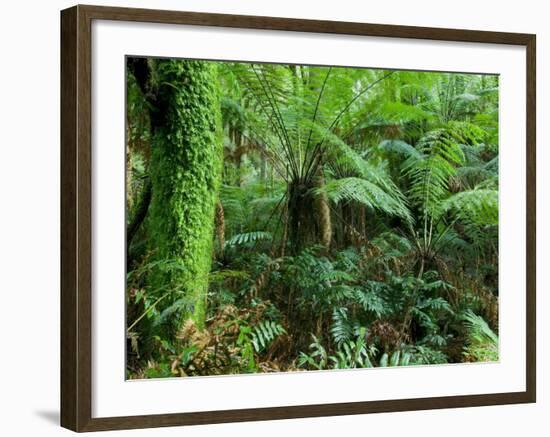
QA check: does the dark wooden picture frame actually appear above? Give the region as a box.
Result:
[61,4,536,432]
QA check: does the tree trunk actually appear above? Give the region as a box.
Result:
[358,205,367,242]
[215,200,225,257]
[127,177,152,251]
[287,180,316,254]
[313,169,332,251]
[126,125,134,211]
[147,60,222,330]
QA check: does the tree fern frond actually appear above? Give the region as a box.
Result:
[225,231,273,248]
[320,177,412,221]
[379,139,422,160]
[377,101,433,124]
[441,188,498,226]
[404,124,472,218]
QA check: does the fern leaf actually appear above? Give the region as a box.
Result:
[441,188,498,226]
[225,231,273,248]
[321,177,411,221]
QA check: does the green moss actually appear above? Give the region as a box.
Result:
[148,60,222,330]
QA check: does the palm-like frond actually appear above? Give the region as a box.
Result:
[405,127,466,217]
[320,177,411,221]
[225,231,273,248]
[376,101,433,124]
[379,139,422,160]
[441,188,498,226]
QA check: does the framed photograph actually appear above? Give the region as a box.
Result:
[60,4,536,432]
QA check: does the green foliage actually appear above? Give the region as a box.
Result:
[225,231,273,248]
[236,325,258,372]
[251,321,286,353]
[402,345,449,365]
[441,188,498,226]
[220,182,285,246]
[405,124,467,218]
[378,350,413,367]
[330,307,357,346]
[298,328,374,370]
[126,58,499,378]
[330,330,374,369]
[322,177,411,220]
[462,310,499,362]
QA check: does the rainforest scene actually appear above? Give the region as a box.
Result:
[126,57,499,379]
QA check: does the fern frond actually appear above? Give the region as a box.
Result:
[461,310,499,362]
[405,126,467,218]
[441,188,498,226]
[225,231,273,248]
[330,307,354,346]
[251,320,286,353]
[379,139,422,159]
[320,177,411,221]
[352,288,386,317]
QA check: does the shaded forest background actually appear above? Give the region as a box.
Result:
[125,58,499,378]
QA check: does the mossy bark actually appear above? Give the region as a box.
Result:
[148,60,222,330]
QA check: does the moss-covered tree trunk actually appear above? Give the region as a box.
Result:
[148,60,222,330]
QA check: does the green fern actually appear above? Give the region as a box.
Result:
[405,127,466,218]
[379,139,422,159]
[330,331,374,369]
[299,329,374,370]
[378,350,412,367]
[251,320,286,353]
[236,325,257,372]
[462,311,498,362]
[330,307,355,346]
[321,177,411,221]
[298,335,329,370]
[441,188,498,226]
[225,231,273,248]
